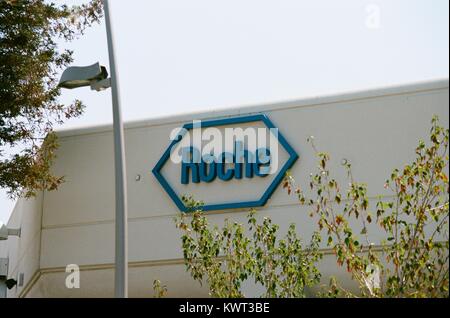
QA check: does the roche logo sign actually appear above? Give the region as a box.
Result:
[152,114,298,212]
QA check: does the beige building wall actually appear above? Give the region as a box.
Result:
[0,79,448,297]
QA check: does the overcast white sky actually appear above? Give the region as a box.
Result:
[0,0,449,223]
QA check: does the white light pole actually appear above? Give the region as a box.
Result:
[58,0,128,298]
[104,0,128,299]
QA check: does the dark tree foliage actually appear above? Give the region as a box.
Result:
[0,0,103,198]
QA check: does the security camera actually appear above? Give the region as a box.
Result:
[0,222,21,241]
[0,222,7,240]
[5,278,17,290]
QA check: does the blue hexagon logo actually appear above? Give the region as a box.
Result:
[152,114,299,212]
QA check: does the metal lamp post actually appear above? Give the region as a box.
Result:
[58,0,128,298]
[104,0,128,298]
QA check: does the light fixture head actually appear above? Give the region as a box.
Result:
[0,222,21,241]
[0,222,7,241]
[58,62,108,89]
